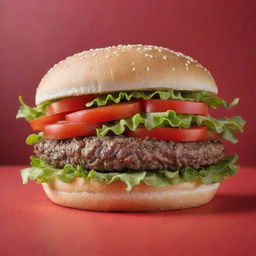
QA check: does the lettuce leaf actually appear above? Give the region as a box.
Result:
[96,112,191,137]
[192,115,245,143]
[16,96,53,121]
[21,155,239,192]
[86,90,239,109]
[182,91,239,109]
[16,90,239,121]
[96,111,245,143]
[26,133,44,145]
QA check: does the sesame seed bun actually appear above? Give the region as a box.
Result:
[36,44,217,105]
[42,177,219,212]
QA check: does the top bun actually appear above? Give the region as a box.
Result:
[36,44,217,105]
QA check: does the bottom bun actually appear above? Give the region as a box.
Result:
[42,177,219,212]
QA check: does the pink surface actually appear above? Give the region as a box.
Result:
[0,0,255,165]
[1,166,256,256]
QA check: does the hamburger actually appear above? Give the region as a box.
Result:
[17,44,245,211]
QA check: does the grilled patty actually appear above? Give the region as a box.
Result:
[34,136,224,171]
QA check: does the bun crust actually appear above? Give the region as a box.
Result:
[36,45,217,104]
[42,177,219,212]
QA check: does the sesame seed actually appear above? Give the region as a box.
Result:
[144,46,152,51]
[186,56,196,62]
[46,45,202,78]
[145,53,153,58]
[132,67,136,71]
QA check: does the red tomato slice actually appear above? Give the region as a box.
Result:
[143,99,208,115]
[66,101,142,123]
[45,95,96,115]
[44,121,100,139]
[29,113,67,131]
[127,126,207,142]
[206,131,220,140]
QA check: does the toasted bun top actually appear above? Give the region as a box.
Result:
[36,44,217,105]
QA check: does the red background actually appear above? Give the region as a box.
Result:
[1,0,255,165]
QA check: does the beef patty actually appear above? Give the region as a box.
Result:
[34,136,224,171]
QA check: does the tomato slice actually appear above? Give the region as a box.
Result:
[127,126,207,142]
[206,131,220,140]
[30,113,67,131]
[44,121,100,139]
[45,95,96,115]
[66,101,142,123]
[143,99,208,115]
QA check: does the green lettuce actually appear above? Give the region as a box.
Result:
[26,133,44,145]
[86,90,239,109]
[16,90,239,121]
[16,96,53,121]
[96,111,245,143]
[21,155,239,192]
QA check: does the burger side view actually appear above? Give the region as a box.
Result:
[17,44,245,211]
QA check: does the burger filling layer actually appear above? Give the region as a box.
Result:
[17,89,245,191]
[34,137,224,171]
